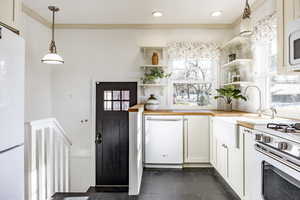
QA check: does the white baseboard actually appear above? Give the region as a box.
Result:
[144,164,183,169]
[183,163,213,168]
[144,163,213,169]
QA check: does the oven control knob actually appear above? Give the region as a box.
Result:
[278,142,288,151]
[255,134,263,141]
[262,136,271,143]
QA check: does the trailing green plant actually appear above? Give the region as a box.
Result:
[214,85,247,104]
[141,68,171,83]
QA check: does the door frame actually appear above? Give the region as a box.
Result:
[90,80,138,187]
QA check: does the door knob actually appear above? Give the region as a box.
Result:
[95,132,102,144]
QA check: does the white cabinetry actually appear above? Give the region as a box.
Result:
[183,116,209,163]
[228,126,245,198]
[277,0,300,73]
[216,141,229,179]
[145,116,183,165]
[295,0,300,19]
[211,117,244,198]
[0,0,21,33]
[210,117,217,167]
[244,128,255,200]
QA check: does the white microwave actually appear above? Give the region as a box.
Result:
[288,19,300,70]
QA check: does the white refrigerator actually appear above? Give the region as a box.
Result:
[0,26,25,200]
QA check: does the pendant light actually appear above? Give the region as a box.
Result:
[240,0,252,36]
[42,6,64,64]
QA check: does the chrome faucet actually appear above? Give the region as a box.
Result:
[270,107,277,119]
[244,85,263,117]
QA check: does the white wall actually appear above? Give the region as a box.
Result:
[22,14,53,121]
[51,28,234,191]
[232,0,277,113]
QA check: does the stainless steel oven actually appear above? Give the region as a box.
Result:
[255,141,300,200]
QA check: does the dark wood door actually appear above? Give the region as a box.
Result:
[95,82,137,187]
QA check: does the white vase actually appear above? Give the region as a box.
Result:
[224,104,232,112]
[145,94,160,110]
[154,78,161,84]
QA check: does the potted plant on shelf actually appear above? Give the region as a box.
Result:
[141,68,171,84]
[214,85,247,112]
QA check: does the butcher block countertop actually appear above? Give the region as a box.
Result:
[143,109,257,117]
[129,105,300,130]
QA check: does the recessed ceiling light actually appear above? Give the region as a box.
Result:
[152,11,163,17]
[211,11,223,17]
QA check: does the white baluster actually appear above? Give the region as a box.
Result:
[65,146,70,192]
[31,127,38,200]
[54,132,59,193]
[46,127,54,199]
[59,139,65,192]
[38,128,47,200]
[25,118,72,200]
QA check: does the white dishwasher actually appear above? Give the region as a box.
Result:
[144,115,183,165]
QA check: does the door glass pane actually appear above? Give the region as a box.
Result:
[113,101,121,111]
[113,91,121,100]
[122,91,130,100]
[104,91,112,100]
[122,101,130,111]
[104,101,112,111]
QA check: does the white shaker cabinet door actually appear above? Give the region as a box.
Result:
[184,116,210,163]
[244,130,261,200]
[228,126,244,198]
[210,117,217,167]
[0,0,20,31]
[216,140,229,180]
[0,0,14,27]
[0,146,24,200]
[295,0,300,19]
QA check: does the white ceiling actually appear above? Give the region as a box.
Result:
[23,0,255,24]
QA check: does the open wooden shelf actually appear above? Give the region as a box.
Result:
[139,84,168,87]
[140,65,167,68]
[222,81,254,86]
[222,59,252,68]
[221,36,250,49]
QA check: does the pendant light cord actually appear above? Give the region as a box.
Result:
[242,0,251,19]
[49,7,57,53]
[52,9,55,42]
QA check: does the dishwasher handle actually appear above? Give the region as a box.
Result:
[146,118,182,122]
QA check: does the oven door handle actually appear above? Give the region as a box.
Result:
[255,144,300,172]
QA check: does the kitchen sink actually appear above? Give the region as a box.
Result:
[236,117,294,125]
[216,116,296,127]
[238,117,293,124]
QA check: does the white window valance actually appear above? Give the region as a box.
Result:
[166,41,220,60]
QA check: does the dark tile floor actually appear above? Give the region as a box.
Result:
[53,168,239,200]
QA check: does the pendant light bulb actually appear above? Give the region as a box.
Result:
[240,0,252,36]
[42,6,64,64]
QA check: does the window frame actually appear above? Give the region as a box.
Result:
[168,58,218,109]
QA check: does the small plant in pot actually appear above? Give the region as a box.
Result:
[214,85,247,112]
[141,68,171,84]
